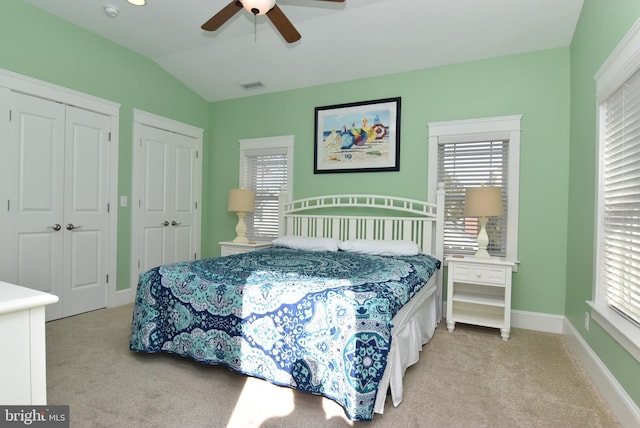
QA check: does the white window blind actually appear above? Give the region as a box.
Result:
[599,67,640,326]
[438,140,508,257]
[242,149,288,240]
[239,136,293,241]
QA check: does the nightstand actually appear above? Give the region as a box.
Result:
[446,256,515,340]
[219,241,272,257]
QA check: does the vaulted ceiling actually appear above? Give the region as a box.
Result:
[22,0,584,102]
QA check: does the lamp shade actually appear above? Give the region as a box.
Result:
[465,186,504,217]
[242,0,276,15]
[228,188,255,213]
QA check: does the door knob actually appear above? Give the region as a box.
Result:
[162,221,170,226]
[171,221,181,226]
[49,224,62,231]
[66,223,82,231]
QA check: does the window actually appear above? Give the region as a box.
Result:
[239,136,294,241]
[428,116,521,263]
[593,19,640,361]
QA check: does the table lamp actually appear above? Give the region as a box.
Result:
[465,186,504,258]
[228,188,255,243]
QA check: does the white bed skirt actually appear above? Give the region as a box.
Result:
[374,276,438,414]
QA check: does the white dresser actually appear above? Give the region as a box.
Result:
[0,281,59,404]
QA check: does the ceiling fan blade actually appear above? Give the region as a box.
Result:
[201,1,243,31]
[267,5,301,43]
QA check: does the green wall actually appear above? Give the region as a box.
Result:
[1,1,209,291]
[567,0,640,408]
[207,48,572,316]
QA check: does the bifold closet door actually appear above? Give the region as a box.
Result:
[2,92,109,320]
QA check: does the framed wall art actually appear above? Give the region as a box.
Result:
[314,97,401,173]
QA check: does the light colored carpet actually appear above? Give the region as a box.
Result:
[45,304,620,428]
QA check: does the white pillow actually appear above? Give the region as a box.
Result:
[272,235,340,252]
[338,239,420,256]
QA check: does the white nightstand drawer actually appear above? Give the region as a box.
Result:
[219,241,272,257]
[221,246,252,256]
[452,264,507,285]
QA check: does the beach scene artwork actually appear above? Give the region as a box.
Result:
[315,98,399,173]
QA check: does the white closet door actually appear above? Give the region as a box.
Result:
[62,106,110,316]
[139,125,173,269]
[2,93,110,320]
[135,123,200,273]
[171,135,199,263]
[5,93,66,320]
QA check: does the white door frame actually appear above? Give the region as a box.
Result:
[0,68,121,309]
[130,109,203,296]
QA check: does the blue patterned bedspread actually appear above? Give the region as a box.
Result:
[130,247,440,421]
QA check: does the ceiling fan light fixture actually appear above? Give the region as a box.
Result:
[241,0,276,16]
[126,0,146,6]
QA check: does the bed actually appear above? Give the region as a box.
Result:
[130,188,444,421]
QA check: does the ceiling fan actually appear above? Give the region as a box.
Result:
[201,0,345,43]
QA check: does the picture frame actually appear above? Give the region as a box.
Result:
[314,97,401,173]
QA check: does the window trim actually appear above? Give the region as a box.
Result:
[592,17,640,361]
[239,135,294,240]
[428,115,521,266]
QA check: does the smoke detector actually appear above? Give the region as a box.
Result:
[241,81,265,90]
[103,4,120,18]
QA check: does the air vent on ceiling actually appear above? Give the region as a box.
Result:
[241,81,264,90]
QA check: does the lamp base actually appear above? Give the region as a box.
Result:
[233,212,249,244]
[475,216,491,258]
[474,248,491,258]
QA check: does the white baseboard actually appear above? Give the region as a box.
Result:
[511,309,565,333]
[563,319,640,428]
